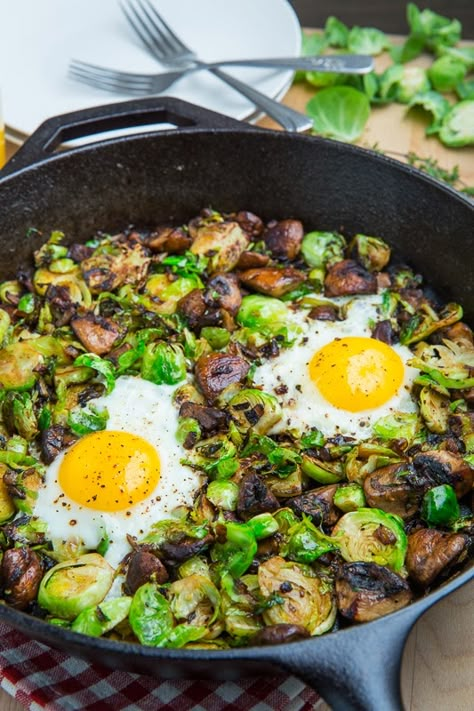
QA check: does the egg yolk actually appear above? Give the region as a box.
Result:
[309,336,404,412]
[58,430,160,512]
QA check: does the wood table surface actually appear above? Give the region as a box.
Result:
[1,40,473,711]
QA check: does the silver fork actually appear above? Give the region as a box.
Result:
[120,0,313,132]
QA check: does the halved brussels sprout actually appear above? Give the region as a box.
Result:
[228,388,282,435]
[349,234,391,272]
[220,572,262,638]
[129,583,174,646]
[211,522,257,578]
[301,453,344,484]
[38,553,115,620]
[332,508,408,572]
[301,231,346,269]
[169,574,221,636]
[333,483,366,512]
[0,342,43,391]
[141,342,186,385]
[2,392,38,440]
[281,516,338,563]
[345,443,401,484]
[257,556,336,636]
[206,480,239,511]
[236,295,299,343]
[190,221,249,273]
[419,387,449,433]
[71,596,132,637]
[144,274,203,314]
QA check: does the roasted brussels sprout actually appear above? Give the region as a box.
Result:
[38,554,115,620]
[228,388,282,435]
[333,483,366,512]
[421,484,460,527]
[332,508,408,572]
[169,574,221,638]
[190,221,249,273]
[301,231,346,269]
[71,596,132,637]
[236,295,299,343]
[349,234,391,272]
[258,556,336,636]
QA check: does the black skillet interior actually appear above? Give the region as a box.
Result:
[0,97,473,711]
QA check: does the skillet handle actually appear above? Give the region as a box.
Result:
[271,606,422,711]
[1,97,251,176]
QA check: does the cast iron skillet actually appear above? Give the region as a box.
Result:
[0,98,473,711]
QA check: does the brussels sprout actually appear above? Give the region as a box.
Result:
[301,453,344,484]
[428,56,467,93]
[421,484,460,527]
[410,337,474,391]
[228,388,282,435]
[324,16,349,47]
[274,507,300,534]
[67,404,109,436]
[347,26,391,55]
[408,90,451,135]
[142,519,210,548]
[349,234,391,272]
[190,435,238,479]
[345,443,401,485]
[178,556,211,580]
[439,100,474,147]
[2,392,38,440]
[211,522,257,578]
[0,342,43,391]
[220,572,262,638]
[419,387,449,434]
[6,468,42,515]
[0,309,11,345]
[258,556,336,636]
[145,274,203,315]
[0,280,22,304]
[266,467,303,498]
[373,412,420,442]
[190,221,249,274]
[401,302,463,346]
[236,295,299,343]
[129,583,174,646]
[74,353,116,394]
[141,342,186,385]
[332,508,408,572]
[206,480,239,511]
[334,484,366,512]
[38,554,115,620]
[200,327,231,350]
[281,517,338,564]
[0,465,16,523]
[176,416,201,449]
[397,66,431,103]
[406,4,461,52]
[301,231,346,269]
[71,596,132,637]
[169,574,221,633]
[245,513,279,540]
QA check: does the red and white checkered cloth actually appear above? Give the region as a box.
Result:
[0,622,320,710]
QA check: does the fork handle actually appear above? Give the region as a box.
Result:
[215,55,374,74]
[208,66,313,132]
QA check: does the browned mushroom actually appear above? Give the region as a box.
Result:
[406,528,468,588]
[124,550,169,595]
[204,273,242,315]
[430,321,474,346]
[71,313,123,356]
[308,304,339,321]
[411,450,473,498]
[41,426,78,464]
[147,225,192,254]
[236,251,271,270]
[159,532,215,564]
[67,243,94,263]
[286,484,340,529]
[335,562,413,622]
[236,472,279,521]
[263,219,304,260]
[363,462,421,519]
[324,259,377,297]
[238,267,305,298]
[45,284,77,326]
[194,352,250,403]
[252,624,310,645]
[1,547,43,610]
[179,401,229,436]
[233,210,264,238]
[177,289,208,331]
[372,319,394,344]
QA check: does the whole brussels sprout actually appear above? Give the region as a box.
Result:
[301,231,346,269]
[38,553,115,620]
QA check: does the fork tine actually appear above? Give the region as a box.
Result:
[137,0,187,55]
[70,60,153,88]
[123,0,195,62]
[120,1,168,59]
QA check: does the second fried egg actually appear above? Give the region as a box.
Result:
[252,294,419,439]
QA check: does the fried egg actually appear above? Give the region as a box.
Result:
[34,376,201,567]
[253,294,419,439]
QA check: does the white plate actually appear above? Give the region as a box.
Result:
[0,0,301,142]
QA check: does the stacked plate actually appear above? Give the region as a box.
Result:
[0,0,301,143]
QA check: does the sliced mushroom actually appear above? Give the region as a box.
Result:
[286,485,340,529]
[124,550,169,595]
[372,319,394,345]
[67,243,94,263]
[204,273,242,315]
[159,533,215,564]
[411,450,473,498]
[45,284,77,326]
[233,210,264,238]
[324,259,377,297]
[41,426,78,464]
[406,528,468,588]
[238,267,305,298]
[179,401,229,436]
[1,547,43,610]
[194,352,250,403]
[363,462,421,519]
[335,562,413,622]
[236,472,279,521]
[147,225,192,254]
[263,219,304,260]
[236,251,271,270]
[252,623,310,645]
[308,305,339,321]
[177,289,208,331]
[190,221,249,273]
[71,313,123,355]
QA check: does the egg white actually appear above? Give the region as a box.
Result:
[252,294,419,439]
[34,376,202,567]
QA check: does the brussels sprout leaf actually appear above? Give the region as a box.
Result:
[306,86,370,142]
